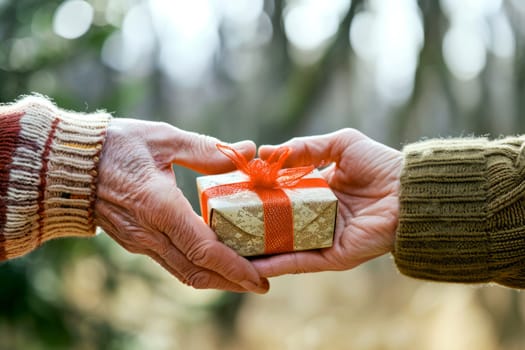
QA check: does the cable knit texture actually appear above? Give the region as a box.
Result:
[0,96,110,260]
[394,137,525,288]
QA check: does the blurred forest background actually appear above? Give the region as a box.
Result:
[1,0,525,349]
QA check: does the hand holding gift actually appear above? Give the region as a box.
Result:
[252,129,403,276]
[94,119,269,293]
[0,96,269,293]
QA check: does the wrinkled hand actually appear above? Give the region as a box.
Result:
[253,129,402,277]
[94,118,269,293]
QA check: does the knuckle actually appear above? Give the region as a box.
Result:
[285,137,310,164]
[157,240,172,259]
[170,126,187,150]
[156,121,171,130]
[339,127,355,137]
[184,270,212,289]
[292,255,307,274]
[288,136,304,149]
[339,127,363,141]
[129,228,174,259]
[288,136,300,144]
[186,240,213,266]
[104,227,147,255]
[339,127,353,135]
[131,229,157,247]
[187,132,215,155]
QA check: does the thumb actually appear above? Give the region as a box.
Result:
[258,129,366,168]
[169,127,256,174]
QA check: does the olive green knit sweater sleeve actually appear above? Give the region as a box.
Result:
[394,137,525,289]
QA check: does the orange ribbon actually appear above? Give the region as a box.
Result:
[201,144,328,254]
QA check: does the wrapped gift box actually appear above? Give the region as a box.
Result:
[197,169,338,256]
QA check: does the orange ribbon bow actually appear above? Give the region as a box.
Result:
[200,144,328,255]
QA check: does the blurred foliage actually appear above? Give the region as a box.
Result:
[1,0,525,349]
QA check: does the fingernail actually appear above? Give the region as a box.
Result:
[260,278,270,291]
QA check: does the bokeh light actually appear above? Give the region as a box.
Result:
[440,0,515,80]
[442,24,487,81]
[53,0,94,39]
[350,0,423,104]
[490,9,515,58]
[284,0,349,51]
[218,0,264,24]
[101,2,155,74]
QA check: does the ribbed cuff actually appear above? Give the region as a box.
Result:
[0,96,111,259]
[394,137,525,288]
[393,138,493,284]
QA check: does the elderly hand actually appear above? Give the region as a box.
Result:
[94,118,269,293]
[252,129,402,277]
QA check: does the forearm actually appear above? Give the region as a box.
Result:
[394,136,525,288]
[0,96,110,260]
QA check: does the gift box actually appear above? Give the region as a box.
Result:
[196,145,338,256]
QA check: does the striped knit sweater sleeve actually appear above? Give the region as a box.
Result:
[0,96,111,261]
[394,137,525,289]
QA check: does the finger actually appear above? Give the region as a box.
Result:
[162,242,269,293]
[141,223,266,293]
[109,233,250,293]
[167,127,256,174]
[148,247,251,293]
[252,250,335,277]
[152,184,269,293]
[108,119,256,173]
[258,128,366,168]
[170,215,270,294]
[97,201,258,292]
